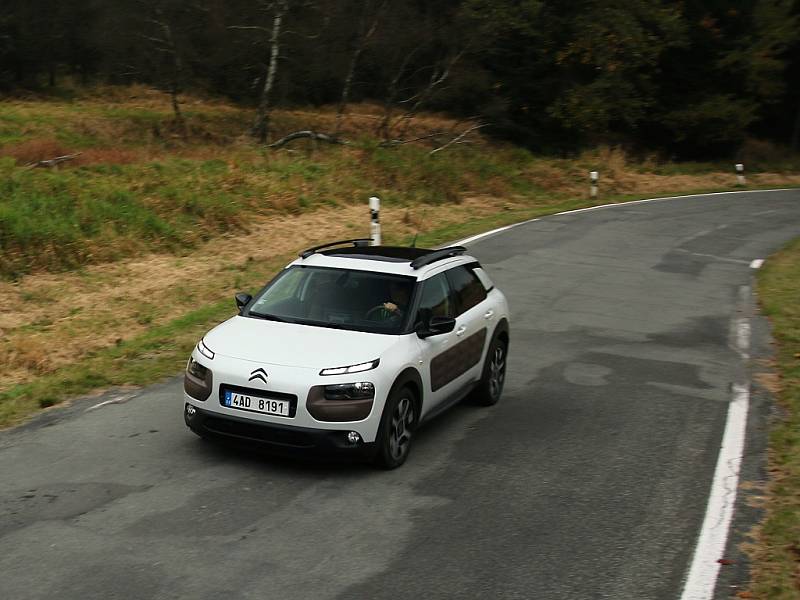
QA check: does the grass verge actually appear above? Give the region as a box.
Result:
[747,237,800,598]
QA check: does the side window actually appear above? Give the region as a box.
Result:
[472,267,494,291]
[415,273,453,325]
[446,266,487,316]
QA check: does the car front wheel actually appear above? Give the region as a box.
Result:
[374,385,417,469]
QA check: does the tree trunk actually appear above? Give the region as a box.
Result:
[158,20,186,136]
[334,0,385,137]
[170,88,185,132]
[252,0,287,144]
[376,47,419,140]
[334,48,361,137]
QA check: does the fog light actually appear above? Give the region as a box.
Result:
[186,404,196,417]
[346,431,361,444]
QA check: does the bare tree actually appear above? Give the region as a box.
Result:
[375,46,421,140]
[391,48,465,139]
[333,0,387,136]
[231,0,289,144]
[140,2,187,135]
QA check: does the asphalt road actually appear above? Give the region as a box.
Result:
[2,189,799,600]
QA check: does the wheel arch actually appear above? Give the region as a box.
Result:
[492,317,510,348]
[388,367,424,419]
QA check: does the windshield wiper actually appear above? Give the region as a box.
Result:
[249,311,290,323]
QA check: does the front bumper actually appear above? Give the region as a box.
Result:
[183,348,391,443]
[185,404,376,458]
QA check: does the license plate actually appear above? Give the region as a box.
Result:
[223,390,290,417]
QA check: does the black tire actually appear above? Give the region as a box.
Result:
[373,385,418,469]
[470,337,508,406]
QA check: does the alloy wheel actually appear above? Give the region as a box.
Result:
[488,344,506,400]
[388,396,413,461]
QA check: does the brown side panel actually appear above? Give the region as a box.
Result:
[430,328,487,392]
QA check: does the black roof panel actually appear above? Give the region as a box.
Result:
[323,246,434,262]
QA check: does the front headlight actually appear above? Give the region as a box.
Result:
[184,357,213,402]
[187,357,209,379]
[324,382,375,400]
[197,338,215,360]
[319,359,379,376]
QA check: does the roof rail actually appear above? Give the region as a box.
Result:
[410,246,467,269]
[299,238,372,259]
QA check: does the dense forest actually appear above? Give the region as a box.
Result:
[1,0,799,157]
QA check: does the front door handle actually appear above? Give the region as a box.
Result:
[456,326,467,337]
[484,309,494,320]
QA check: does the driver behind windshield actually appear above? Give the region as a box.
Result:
[375,280,411,319]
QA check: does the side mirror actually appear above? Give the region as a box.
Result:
[417,316,456,339]
[235,292,252,313]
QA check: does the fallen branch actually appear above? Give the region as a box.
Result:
[268,131,347,148]
[26,153,82,169]
[378,132,449,147]
[429,124,487,156]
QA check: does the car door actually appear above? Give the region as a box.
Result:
[444,264,491,384]
[415,266,491,415]
[413,272,459,415]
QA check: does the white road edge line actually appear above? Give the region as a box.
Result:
[453,188,794,247]
[680,306,751,600]
[679,381,750,600]
[456,220,537,246]
[750,259,764,269]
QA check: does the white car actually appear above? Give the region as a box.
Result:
[183,239,510,468]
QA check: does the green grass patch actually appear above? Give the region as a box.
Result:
[748,237,800,599]
[0,140,539,278]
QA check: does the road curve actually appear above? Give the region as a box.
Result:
[1,189,798,600]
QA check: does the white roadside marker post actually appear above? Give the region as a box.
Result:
[369,196,381,246]
[735,163,746,186]
[590,171,599,199]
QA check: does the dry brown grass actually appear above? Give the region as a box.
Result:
[0,138,72,164]
[0,137,143,166]
[527,162,584,195]
[78,147,143,165]
[7,338,53,374]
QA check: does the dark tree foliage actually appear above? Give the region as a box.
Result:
[0,0,797,156]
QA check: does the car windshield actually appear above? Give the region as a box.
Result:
[246,265,416,334]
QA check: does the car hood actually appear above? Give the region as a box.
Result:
[203,316,399,369]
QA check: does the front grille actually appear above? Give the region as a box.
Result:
[203,416,317,448]
[219,384,298,417]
